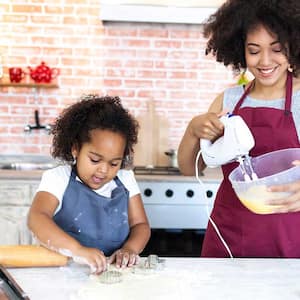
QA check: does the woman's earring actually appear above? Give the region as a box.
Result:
[288,65,294,73]
[72,157,77,165]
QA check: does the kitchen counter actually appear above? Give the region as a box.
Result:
[136,167,223,183]
[0,169,44,180]
[0,167,223,182]
[7,258,300,300]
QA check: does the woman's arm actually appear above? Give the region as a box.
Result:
[177,93,224,176]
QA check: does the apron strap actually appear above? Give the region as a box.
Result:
[233,71,293,116]
[284,71,293,115]
[233,81,254,114]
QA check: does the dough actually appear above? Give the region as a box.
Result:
[70,261,201,300]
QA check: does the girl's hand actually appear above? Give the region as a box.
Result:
[267,160,300,213]
[108,248,140,268]
[73,246,107,274]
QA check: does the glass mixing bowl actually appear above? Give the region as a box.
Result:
[229,148,300,214]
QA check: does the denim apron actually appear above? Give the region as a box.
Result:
[54,168,130,256]
[201,72,300,257]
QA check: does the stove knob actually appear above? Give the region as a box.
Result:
[165,189,173,197]
[186,189,194,198]
[206,190,214,198]
[144,188,152,197]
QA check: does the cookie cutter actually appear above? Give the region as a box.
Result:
[132,254,165,275]
[98,270,123,284]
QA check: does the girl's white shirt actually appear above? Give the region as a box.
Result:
[36,165,140,215]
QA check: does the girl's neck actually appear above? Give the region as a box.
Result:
[249,74,287,100]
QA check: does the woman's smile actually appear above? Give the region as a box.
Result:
[257,67,277,75]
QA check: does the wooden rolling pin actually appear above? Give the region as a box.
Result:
[0,245,69,268]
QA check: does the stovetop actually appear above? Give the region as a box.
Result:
[133,166,181,175]
[133,166,205,176]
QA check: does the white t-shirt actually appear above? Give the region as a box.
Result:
[37,165,140,215]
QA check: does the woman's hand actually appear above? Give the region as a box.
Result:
[178,111,224,175]
[267,160,300,213]
[108,248,140,268]
[190,112,224,141]
[73,246,107,274]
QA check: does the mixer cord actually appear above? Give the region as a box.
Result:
[195,149,234,259]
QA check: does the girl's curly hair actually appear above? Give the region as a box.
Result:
[203,0,300,76]
[51,95,139,168]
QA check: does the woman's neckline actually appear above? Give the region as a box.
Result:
[240,84,300,101]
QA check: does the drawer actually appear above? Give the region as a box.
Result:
[0,206,32,245]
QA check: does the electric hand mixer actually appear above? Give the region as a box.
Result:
[200,114,258,181]
[196,114,258,258]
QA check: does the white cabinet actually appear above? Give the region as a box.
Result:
[0,179,39,245]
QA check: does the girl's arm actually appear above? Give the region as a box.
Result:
[28,191,82,252]
[177,93,224,176]
[109,193,150,267]
[27,191,107,273]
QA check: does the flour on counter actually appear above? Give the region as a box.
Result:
[70,263,204,300]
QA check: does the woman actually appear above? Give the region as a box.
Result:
[178,0,300,257]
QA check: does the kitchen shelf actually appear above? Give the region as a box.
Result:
[0,82,58,88]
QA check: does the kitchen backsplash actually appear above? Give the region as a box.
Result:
[0,0,235,156]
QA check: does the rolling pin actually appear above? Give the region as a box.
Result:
[0,245,69,268]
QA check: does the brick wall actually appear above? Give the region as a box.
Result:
[0,0,235,156]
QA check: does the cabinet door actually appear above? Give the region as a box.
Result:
[0,182,31,206]
[0,206,32,245]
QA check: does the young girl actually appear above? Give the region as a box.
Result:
[28,95,150,273]
[178,0,300,257]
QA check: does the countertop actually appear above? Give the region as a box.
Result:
[7,257,300,300]
[0,167,223,182]
[0,154,223,182]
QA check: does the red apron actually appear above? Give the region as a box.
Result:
[201,72,300,257]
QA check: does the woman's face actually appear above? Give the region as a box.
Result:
[245,24,289,87]
[72,129,126,190]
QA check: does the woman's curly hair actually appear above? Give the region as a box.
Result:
[203,0,300,76]
[51,95,139,168]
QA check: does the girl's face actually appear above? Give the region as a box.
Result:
[72,129,126,190]
[245,24,289,87]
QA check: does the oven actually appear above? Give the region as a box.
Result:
[135,166,222,257]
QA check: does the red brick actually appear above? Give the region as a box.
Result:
[105,28,138,37]
[122,39,151,48]
[3,15,28,23]
[136,70,166,79]
[12,5,42,13]
[124,80,153,88]
[154,40,182,48]
[124,60,153,68]
[139,28,168,38]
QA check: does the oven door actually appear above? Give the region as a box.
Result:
[138,179,220,257]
